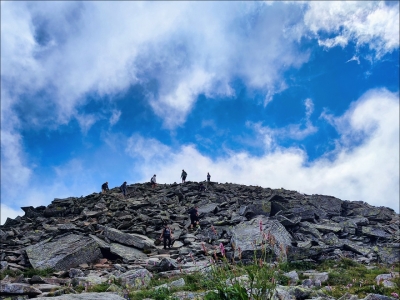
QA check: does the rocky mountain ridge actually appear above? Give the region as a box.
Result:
[1,181,399,299]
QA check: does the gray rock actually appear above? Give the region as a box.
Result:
[276,215,301,226]
[1,260,8,270]
[375,244,400,264]
[231,216,292,261]
[303,271,329,283]
[314,220,343,233]
[29,275,46,284]
[35,293,126,300]
[25,234,102,271]
[338,293,359,300]
[117,268,152,288]
[32,283,63,292]
[342,239,372,256]
[283,270,299,283]
[99,226,155,250]
[376,273,399,287]
[362,294,396,300]
[69,268,85,278]
[362,226,391,239]
[109,243,147,262]
[0,283,42,296]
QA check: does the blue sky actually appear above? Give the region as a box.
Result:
[1,1,399,223]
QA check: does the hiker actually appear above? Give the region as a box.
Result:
[101,182,109,193]
[207,172,211,182]
[159,223,173,249]
[181,169,187,183]
[120,181,127,197]
[151,174,157,188]
[188,206,199,229]
[199,182,206,192]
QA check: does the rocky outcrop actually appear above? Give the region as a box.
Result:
[25,234,102,271]
[35,293,126,300]
[0,181,399,299]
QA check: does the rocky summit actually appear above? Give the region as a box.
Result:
[1,181,399,299]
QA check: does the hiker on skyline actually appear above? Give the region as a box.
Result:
[101,182,109,193]
[120,181,127,197]
[159,223,173,249]
[207,172,211,182]
[181,169,187,183]
[151,174,157,188]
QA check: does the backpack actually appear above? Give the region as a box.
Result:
[163,228,171,237]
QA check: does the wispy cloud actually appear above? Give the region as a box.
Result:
[304,1,399,58]
[249,98,318,147]
[109,110,121,126]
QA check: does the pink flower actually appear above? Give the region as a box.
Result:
[391,293,399,298]
[259,220,263,232]
[201,242,207,253]
[219,243,225,257]
[189,252,197,265]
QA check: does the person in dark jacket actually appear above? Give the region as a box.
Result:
[181,170,187,183]
[159,223,173,249]
[207,172,211,182]
[189,206,199,229]
[151,175,157,188]
[120,181,127,197]
[101,182,109,193]
[199,182,206,192]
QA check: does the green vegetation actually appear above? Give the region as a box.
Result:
[23,267,55,278]
[1,248,398,300]
[0,267,55,280]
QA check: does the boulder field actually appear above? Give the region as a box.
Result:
[1,181,399,299]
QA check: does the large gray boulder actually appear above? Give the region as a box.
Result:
[270,194,342,221]
[342,201,395,222]
[109,243,147,262]
[375,243,400,264]
[98,225,155,251]
[25,234,102,271]
[0,283,42,297]
[35,293,126,300]
[230,215,292,261]
[117,268,152,288]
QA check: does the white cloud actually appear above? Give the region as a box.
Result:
[249,98,318,145]
[1,1,397,135]
[304,1,399,58]
[1,1,310,131]
[0,129,32,198]
[125,134,171,162]
[109,110,121,126]
[126,89,399,212]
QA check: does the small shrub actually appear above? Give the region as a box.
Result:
[23,267,54,278]
[0,269,22,280]
[89,283,110,293]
